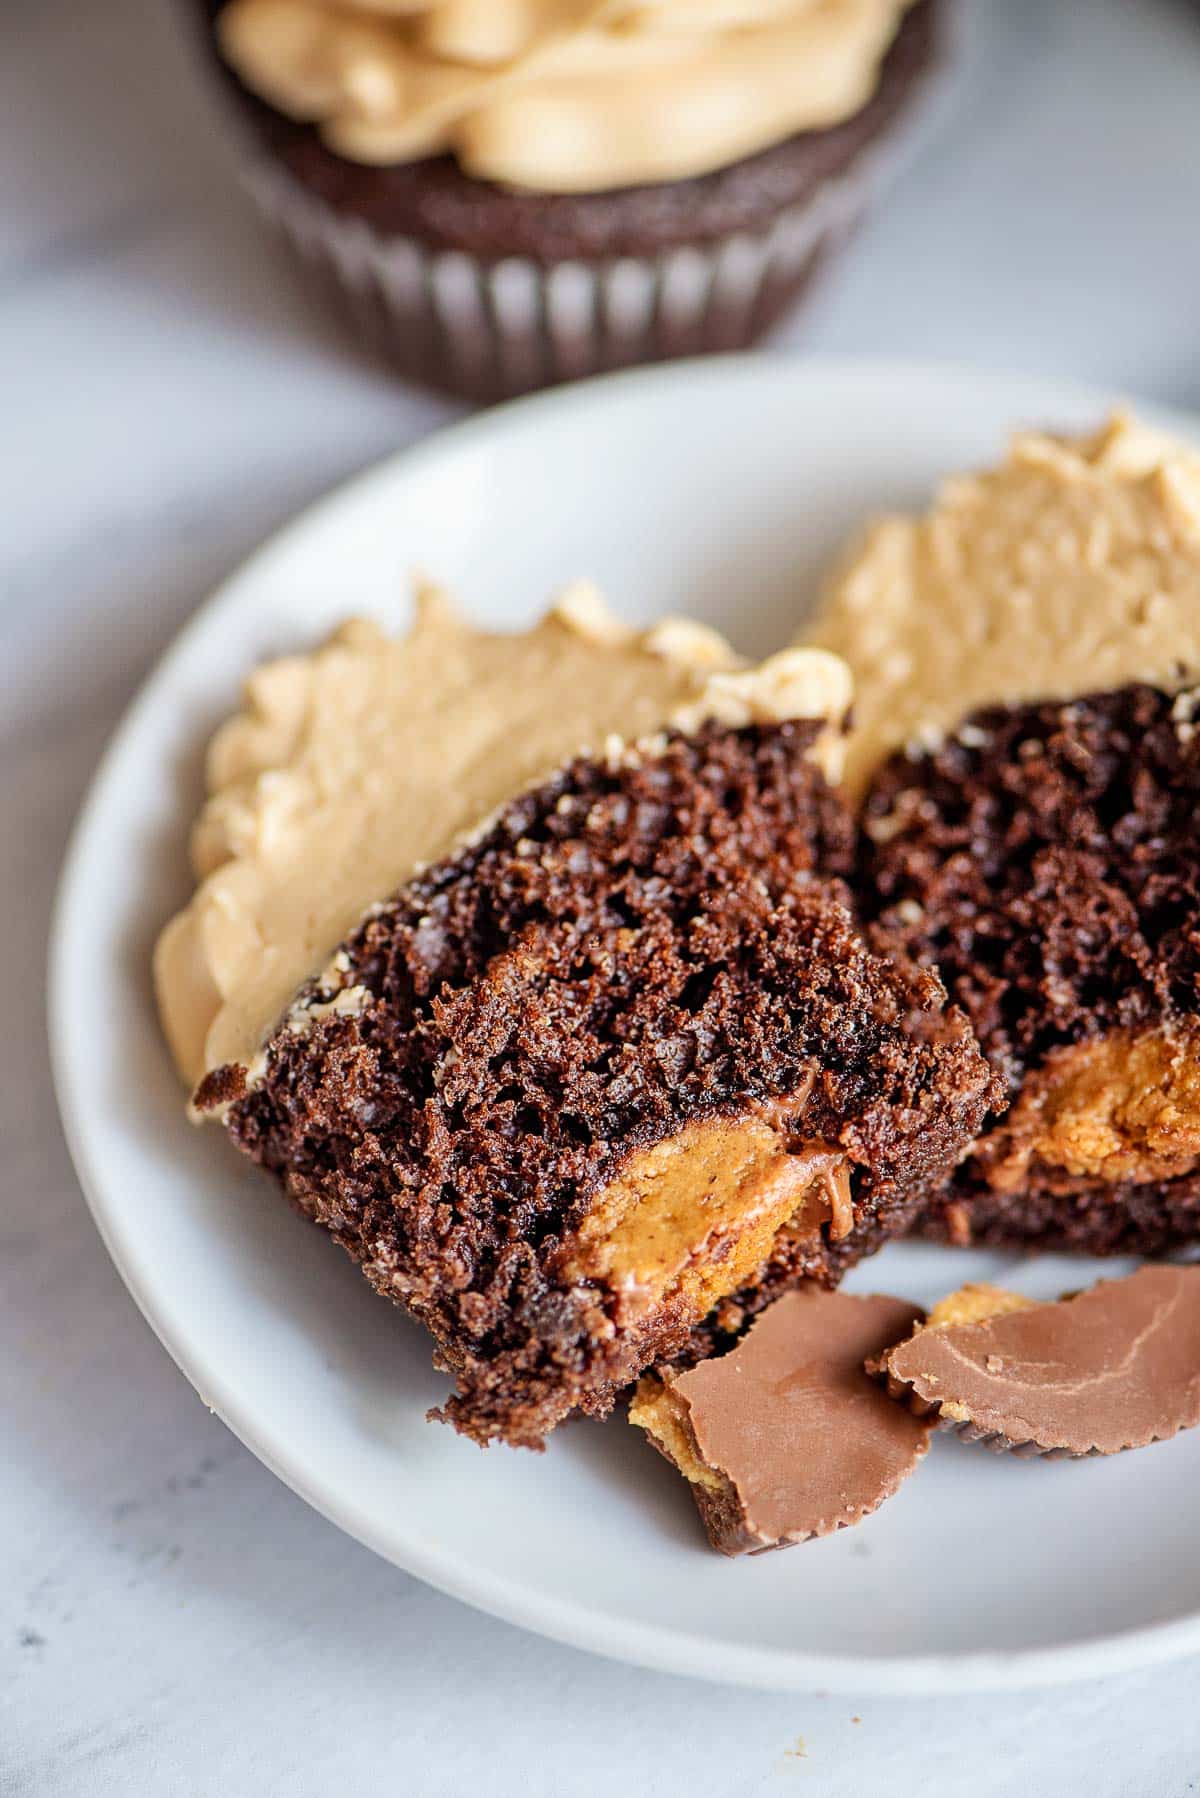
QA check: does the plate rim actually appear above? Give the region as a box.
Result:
[49,351,1200,1696]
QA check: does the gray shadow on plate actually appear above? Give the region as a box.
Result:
[560,1408,711,1555]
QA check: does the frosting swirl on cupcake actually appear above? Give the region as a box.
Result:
[217,0,911,192]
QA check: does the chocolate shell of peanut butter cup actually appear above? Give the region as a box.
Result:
[878,1267,1200,1459]
[631,1289,933,1555]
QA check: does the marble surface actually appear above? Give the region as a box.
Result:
[5,0,1200,1791]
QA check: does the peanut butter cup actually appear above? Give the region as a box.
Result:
[631,1288,933,1554]
[876,1268,1200,1458]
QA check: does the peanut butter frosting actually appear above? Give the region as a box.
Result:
[805,411,1200,796]
[154,582,852,1097]
[216,0,911,192]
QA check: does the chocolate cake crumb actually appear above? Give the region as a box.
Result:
[861,684,1200,1255]
[207,723,994,1446]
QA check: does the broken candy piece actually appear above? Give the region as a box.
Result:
[629,1288,932,1555]
[876,1266,1200,1458]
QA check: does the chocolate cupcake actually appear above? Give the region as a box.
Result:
[156,586,994,1447]
[807,413,1200,1255]
[193,0,949,401]
[861,681,1200,1258]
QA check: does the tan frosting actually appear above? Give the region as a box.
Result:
[805,412,1200,797]
[154,582,851,1096]
[217,0,910,191]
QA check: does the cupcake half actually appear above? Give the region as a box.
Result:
[157,587,993,1447]
[862,682,1200,1257]
[805,413,1200,1256]
[195,0,949,400]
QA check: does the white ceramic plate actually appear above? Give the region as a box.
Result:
[51,357,1200,1695]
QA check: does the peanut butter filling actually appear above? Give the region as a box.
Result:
[628,1375,724,1493]
[877,1284,1036,1424]
[980,1026,1200,1191]
[563,1108,852,1323]
[925,1283,1035,1331]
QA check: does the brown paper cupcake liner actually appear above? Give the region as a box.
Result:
[242,152,877,403]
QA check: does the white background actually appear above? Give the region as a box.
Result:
[5,1,1200,1792]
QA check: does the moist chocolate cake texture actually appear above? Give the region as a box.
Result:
[197,721,994,1448]
[861,682,1200,1256]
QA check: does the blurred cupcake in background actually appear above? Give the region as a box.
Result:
[199,0,950,401]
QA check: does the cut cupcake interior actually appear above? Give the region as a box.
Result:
[198,725,994,1449]
[155,581,786,1090]
[861,681,1200,1256]
[159,588,994,1448]
[799,411,1200,1258]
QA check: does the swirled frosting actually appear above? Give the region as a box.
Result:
[217,0,911,192]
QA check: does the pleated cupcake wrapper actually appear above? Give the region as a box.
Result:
[238,0,963,405]
[242,153,875,402]
[219,0,959,400]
